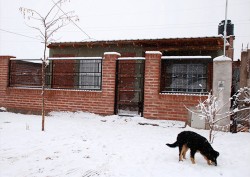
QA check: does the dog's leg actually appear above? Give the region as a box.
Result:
[190,149,196,164]
[203,155,212,165]
[179,145,183,161]
[182,145,188,160]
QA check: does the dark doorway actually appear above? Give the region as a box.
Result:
[115,59,145,116]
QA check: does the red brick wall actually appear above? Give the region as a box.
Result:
[143,52,207,121]
[0,53,119,115]
[1,53,207,122]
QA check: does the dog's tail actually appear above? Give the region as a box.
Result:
[166,141,178,148]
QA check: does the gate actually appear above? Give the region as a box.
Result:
[115,59,145,116]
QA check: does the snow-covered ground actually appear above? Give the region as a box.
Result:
[0,111,250,177]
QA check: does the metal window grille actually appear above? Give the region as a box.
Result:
[79,60,102,90]
[161,60,208,93]
[9,59,102,90]
[9,60,42,88]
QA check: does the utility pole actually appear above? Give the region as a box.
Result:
[223,0,228,56]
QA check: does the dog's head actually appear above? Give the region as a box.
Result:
[207,150,219,166]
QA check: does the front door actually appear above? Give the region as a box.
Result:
[115,59,145,116]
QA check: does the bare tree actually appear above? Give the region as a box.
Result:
[20,0,79,131]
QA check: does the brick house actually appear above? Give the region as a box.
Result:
[0,36,233,122]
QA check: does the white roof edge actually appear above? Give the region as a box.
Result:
[104,52,121,56]
[9,58,42,64]
[48,57,103,60]
[118,57,145,60]
[145,51,162,55]
[10,58,41,60]
[161,56,212,59]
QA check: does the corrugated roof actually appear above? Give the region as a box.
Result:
[48,36,224,48]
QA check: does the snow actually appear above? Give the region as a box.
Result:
[103,52,121,56]
[1,111,250,177]
[213,55,232,61]
[145,51,162,55]
[118,57,145,60]
[48,57,103,60]
[161,56,212,59]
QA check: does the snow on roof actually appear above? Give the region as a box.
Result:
[48,35,224,47]
[104,52,121,56]
[145,51,162,55]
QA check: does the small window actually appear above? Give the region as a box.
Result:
[161,59,209,94]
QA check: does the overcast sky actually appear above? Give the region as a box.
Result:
[0,0,249,59]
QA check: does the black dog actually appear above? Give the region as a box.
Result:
[166,131,219,166]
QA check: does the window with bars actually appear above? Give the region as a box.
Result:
[8,59,102,90]
[79,60,102,90]
[161,59,209,94]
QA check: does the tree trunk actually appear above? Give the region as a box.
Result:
[41,60,45,131]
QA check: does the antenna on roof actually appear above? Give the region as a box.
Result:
[223,0,228,57]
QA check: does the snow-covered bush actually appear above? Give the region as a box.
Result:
[231,87,250,132]
[196,92,231,143]
[187,87,250,143]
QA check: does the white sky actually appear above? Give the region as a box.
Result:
[0,0,250,59]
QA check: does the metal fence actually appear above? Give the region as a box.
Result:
[9,58,102,90]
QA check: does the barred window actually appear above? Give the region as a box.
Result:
[161,59,209,94]
[79,60,102,90]
[9,58,102,90]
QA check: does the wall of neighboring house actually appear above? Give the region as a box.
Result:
[240,49,250,88]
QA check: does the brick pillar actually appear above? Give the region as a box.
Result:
[0,56,14,90]
[143,51,162,119]
[213,56,232,130]
[103,52,120,114]
[0,56,15,107]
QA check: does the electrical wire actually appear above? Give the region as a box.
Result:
[51,0,91,40]
[0,28,41,41]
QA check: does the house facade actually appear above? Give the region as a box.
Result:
[0,36,232,122]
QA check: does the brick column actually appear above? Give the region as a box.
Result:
[0,56,15,107]
[143,51,162,119]
[0,56,14,90]
[102,52,120,114]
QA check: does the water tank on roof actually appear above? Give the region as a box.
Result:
[218,20,234,36]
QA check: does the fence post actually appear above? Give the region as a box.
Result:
[213,55,232,130]
[0,56,14,91]
[143,51,162,119]
[103,52,120,114]
[0,56,14,108]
